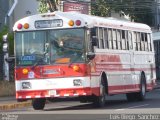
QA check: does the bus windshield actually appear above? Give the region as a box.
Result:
[15,28,85,66]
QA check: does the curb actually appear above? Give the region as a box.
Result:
[154,82,160,89]
[154,86,160,90]
[0,101,31,111]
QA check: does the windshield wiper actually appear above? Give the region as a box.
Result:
[31,52,47,69]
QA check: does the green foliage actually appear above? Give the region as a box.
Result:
[91,0,154,26]
[37,0,49,13]
[0,26,14,55]
[91,0,110,17]
[37,0,154,25]
[37,0,58,13]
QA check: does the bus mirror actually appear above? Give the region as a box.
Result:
[91,36,98,46]
[5,56,15,63]
[87,52,95,60]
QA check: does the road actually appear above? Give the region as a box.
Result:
[1,89,160,120]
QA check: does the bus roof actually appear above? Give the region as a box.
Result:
[13,11,151,33]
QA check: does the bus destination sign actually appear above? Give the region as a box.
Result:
[35,19,63,28]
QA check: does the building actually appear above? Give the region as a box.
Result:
[1,0,92,31]
[10,0,39,31]
[154,0,160,29]
[0,0,9,31]
[153,31,160,80]
[61,0,91,14]
[0,0,39,31]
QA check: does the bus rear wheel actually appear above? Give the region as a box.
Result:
[32,98,46,110]
[126,73,146,102]
[136,74,146,101]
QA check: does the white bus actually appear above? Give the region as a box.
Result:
[13,11,156,110]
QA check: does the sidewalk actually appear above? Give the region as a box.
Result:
[0,96,31,111]
[154,80,160,89]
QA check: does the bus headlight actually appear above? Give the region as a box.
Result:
[22,82,31,89]
[73,79,82,86]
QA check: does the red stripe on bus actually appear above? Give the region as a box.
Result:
[16,82,154,99]
[16,87,92,99]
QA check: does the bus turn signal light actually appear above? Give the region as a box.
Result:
[68,20,74,26]
[17,23,23,29]
[73,65,80,72]
[24,23,29,29]
[22,68,29,75]
[75,20,81,26]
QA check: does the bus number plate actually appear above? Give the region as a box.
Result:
[49,90,57,96]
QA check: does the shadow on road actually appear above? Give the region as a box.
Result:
[44,89,160,111]
[44,99,142,111]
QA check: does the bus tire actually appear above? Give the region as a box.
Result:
[126,73,146,102]
[126,93,137,102]
[32,98,46,110]
[93,77,106,107]
[136,73,146,101]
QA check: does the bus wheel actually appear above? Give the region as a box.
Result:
[93,77,106,107]
[126,74,146,102]
[32,98,46,110]
[136,74,146,101]
[126,93,137,102]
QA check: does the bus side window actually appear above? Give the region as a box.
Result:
[98,28,104,49]
[112,29,117,49]
[104,28,109,49]
[91,27,98,47]
[121,30,126,50]
[141,33,145,51]
[134,32,138,51]
[144,33,148,51]
[137,32,141,51]
[147,33,152,51]
[91,28,96,36]
[128,31,133,50]
[108,28,112,49]
[117,30,121,50]
[126,31,129,50]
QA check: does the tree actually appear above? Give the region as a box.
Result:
[91,0,155,26]
[37,0,60,13]
[37,0,155,26]
[91,0,111,17]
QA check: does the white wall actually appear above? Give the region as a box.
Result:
[153,31,160,41]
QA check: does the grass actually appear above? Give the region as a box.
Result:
[0,81,15,97]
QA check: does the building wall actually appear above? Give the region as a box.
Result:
[153,32,160,80]
[154,0,160,28]
[10,0,39,30]
[0,0,9,30]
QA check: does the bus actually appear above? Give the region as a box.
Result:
[13,11,156,110]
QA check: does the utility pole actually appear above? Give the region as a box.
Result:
[155,0,160,28]
[5,0,18,25]
[2,34,9,81]
[3,0,18,81]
